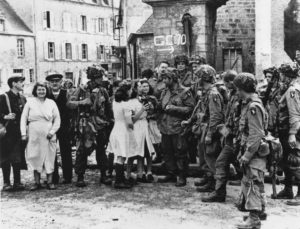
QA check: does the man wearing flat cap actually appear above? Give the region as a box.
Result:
[0,75,27,191]
[46,73,73,184]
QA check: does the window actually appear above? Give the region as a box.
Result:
[98,18,104,33]
[111,46,116,55]
[82,44,88,60]
[97,45,105,59]
[223,48,242,72]
[13,69,24,77]
[0,19,5,32]
[48,42,55,59]
[80,15,87,31]
[43,11,51,29]
[65,43,72,59]
[17,39,25,57]
[29,69,34,83]
[101,0,110,6]
[65,72,73,81]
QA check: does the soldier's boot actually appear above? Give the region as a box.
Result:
[76,175,87,188]
[274,186,294,199]
[196,177,215,193]
[296,184,300,199]
[236,212,261,229]
[243,205,267,221]
[114,164,132,189]
[201,182,226,202]
[12,166,25,191]
[175,174,187,187]
[100,171,112,185]
[158,173,177,183]
[194,175,209,187]
[107,153,114,178]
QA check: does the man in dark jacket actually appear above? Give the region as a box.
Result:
[46,73,73,184]
[0,76,27,191]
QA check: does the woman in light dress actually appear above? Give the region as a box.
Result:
[109,84,139,189]
[127,80,155,183]
[21,82,61,190]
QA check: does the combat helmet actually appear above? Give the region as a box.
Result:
[233,72,257,93]
[278,63,299,79]
[86,64,106,80]
[160,67,179,81]
[174,55,189,67]
[189,55,206,65]
[195,65,216,84]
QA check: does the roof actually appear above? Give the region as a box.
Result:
[137,14,153,34]
[128,14,154,44]
[0,0,33,36]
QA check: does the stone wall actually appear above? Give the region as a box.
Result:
[215,0,255,73]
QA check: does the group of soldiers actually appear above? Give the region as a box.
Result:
[1,51,300,229]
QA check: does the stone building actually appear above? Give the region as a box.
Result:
[0,0,36,93]
[128,0,300,79]
[7,0,126,84]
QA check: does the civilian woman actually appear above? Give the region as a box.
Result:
[21,82,61,190]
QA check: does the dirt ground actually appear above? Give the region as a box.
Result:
[0,168,299,229]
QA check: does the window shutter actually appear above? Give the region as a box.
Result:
[42,12,47,29]
[72,43,76,60]
[61,42,66,60]
[24,69,29,83]
[50,11,54,30]
[77,15,81,32]
[44,42,48,60]
[78,44,82,60]
[97,45,100,59]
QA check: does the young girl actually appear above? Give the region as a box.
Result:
[109,84,137,189]
[127,80,155,183]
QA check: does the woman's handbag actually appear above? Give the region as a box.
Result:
[0,93,12,139]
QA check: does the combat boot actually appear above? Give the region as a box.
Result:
[236,212,261,229]
[243,205,267,221]
[201,191,226,203]
[196,178,215,193]
[158,174,177,183]
[175,174,187,187]
[76,175,87,188]
[114,164,132,189]
[100,172,112,185]
[273,186,294,199]
[194,175,208,187]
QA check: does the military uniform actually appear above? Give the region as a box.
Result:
[278,79,300,196]
[202,89,241,201]
[198,85,225,184]
[68,79,113,186]
[158,83,195,185]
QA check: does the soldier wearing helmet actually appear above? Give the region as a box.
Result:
[201,70,242,203]
[274,63,300,201]
[233,73,269,229]
[174,55,193,88]
[185,65,225,192]
[157,68,195,187]
[67,65,113,187]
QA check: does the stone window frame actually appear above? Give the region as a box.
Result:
[222,47,243,73]
[80,15,87,32]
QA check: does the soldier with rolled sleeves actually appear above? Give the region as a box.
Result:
[201,70,241,202]
[274,63,300,201]
[193,65,225,193]
[46,73,73,184]
[68,66,114,187]
[174,55,193,88]
[233,73,269,229]
[157,68,195,187]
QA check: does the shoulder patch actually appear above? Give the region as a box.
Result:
[250,107,256,115]
[290,90,295,98]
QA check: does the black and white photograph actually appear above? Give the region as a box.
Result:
[0,0,300,228]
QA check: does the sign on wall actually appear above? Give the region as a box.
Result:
[154,34,187,46]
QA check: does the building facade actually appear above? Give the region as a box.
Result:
[0,0,36,93]
[6,0,126,85]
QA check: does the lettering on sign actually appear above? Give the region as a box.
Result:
[154,34,187,47]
